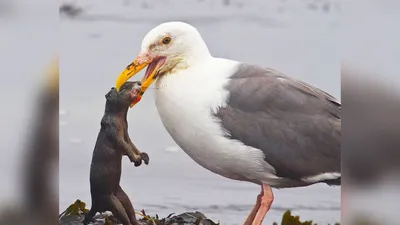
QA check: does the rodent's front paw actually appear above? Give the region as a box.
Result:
[134,160,142,167]
[140,152,149,165]
[129,155,142,167]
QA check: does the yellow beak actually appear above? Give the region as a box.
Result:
[115,61,149,92]
[115,54,164,107]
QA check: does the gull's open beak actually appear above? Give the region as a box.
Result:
[115,52,166,107]
[139,56,166,93]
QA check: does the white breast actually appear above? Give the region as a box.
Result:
[154,58,278,183]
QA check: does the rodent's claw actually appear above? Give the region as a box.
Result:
[140,152,150,165]
[129,155,142,167]
[133,159,142,167]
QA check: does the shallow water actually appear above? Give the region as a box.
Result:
[59,1,340,224]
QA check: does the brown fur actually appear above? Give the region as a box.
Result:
[84,82,149,225]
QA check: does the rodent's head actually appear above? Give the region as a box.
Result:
[105,81,142,111]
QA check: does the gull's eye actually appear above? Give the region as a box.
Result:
[162,36,171,45]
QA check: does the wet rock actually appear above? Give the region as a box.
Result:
[58,199,343,225]
[59,200,219,225]
[60,212,218,225]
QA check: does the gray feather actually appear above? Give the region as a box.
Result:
[213,63,341,183]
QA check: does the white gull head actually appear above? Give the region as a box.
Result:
[140,22,212,74]
[114,22,216,94]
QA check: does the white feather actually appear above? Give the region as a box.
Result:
[301,173,341,183]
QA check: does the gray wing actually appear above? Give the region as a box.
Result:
[214,63,341,181]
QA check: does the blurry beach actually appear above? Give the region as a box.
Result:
[60,0,340,224]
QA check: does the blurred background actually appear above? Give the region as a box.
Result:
[60,0,340,224]
[0,0,399,225]
[341,1,400,225]
[0,0,58,224]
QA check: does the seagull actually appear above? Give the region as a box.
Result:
[115,22,341,225]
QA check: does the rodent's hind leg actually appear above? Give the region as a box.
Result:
[83,208,97,225]
[115,185,140,225]
[107,195,132,225]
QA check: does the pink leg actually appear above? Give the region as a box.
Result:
[251,184,274,225]
[243,192,263,225]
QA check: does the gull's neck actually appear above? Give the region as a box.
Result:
[180,37,213,69]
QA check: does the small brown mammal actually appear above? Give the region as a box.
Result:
[84,81,149,225]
